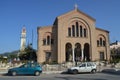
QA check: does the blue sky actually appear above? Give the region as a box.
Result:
[0,0,120,53]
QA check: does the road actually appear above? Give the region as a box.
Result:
[0,73,120,80]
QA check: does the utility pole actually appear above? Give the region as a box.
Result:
[32,29,33,47]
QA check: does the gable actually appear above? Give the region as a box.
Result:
[57,9,96,22]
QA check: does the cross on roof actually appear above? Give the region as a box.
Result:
[74,4,78,10]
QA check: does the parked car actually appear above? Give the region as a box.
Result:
[68,62,97,74]
[8,62,42,76]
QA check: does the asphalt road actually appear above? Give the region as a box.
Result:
[0,73,120,80]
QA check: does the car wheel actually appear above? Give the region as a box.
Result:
[73,70,78,74]
[11,71,17,76]
[34,71,40,76]
[91,69,96,74]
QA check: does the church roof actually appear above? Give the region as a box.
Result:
[56,8,96,22]
[96,27,109,33]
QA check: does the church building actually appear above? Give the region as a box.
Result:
[37,7,110,63]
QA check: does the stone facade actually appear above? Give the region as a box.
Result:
[37,8,110,63]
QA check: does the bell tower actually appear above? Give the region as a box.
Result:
[20,27,26,51]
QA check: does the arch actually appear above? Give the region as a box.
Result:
[67,17,90,38]
[74,43,81,61]
[84,43,90,61]
[97,34,106,41]
[65,43,72,62]
[67,17,91,37]
[97,34,106,47]
[43,32,51,38]
[43,32,51,45]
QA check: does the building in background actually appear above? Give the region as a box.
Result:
[37,7,110,63]
[110,41,120,49]
[110,41,120,60]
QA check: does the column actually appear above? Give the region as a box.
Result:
[81,49,83,61]
[81,46,84,61]
[72,48,75,62]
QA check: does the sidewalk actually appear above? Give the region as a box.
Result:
[0,69,8,75]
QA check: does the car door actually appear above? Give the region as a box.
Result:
[78,63,86,72]
[18,64,28,74]
[27,63,35,74]
[25,63,33,74]
[85,62,93,72]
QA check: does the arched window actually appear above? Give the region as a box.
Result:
[97,40,99,47]
[47,36,50,45]
[103,40,106,46]
[84,28,87,37]
[80,25,82,37]
[68,21,88,38]
[76,22,79,37]
[68,28,71,37]
[100,38,102,46]
[97,36,106,47]
[72,25,75,37]
[43,39,46,45]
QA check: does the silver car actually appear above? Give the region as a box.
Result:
[68,62,97,74]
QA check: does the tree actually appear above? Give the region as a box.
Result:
[19,44,37,62]
[0,56,7,63]
[110,47,120,64]
[8,54,18,60]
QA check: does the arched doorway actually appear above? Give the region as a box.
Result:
[65,43,72,62]
[84,43,90,61]
[75,43,81,61]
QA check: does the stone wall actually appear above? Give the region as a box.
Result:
[42,62,75,71]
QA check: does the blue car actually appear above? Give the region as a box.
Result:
[8,62,42,76]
